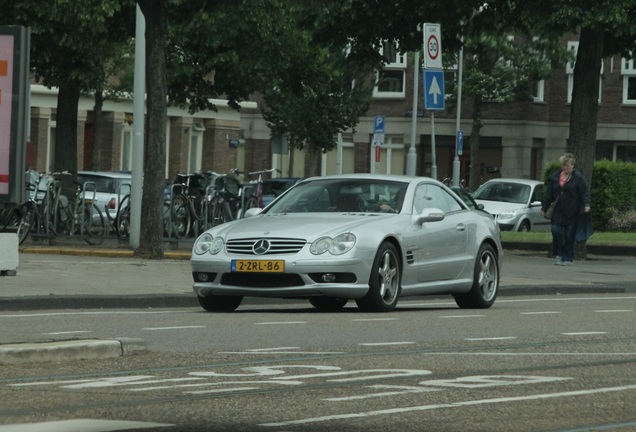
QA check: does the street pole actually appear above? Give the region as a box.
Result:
[452,39,464,187]
[130,5,145,249]
[406,50,419,176]
[431,111,437,180]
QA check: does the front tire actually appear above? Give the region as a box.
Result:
[356,242,401,312]
[453,243,499,309]
[198,295,243,312]
[309,297,348,311]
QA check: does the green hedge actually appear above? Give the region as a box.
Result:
[543,159,636,231]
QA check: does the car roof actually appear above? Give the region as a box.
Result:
[481,178,543,186]
[78,171,132,179]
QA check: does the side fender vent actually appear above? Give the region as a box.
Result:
[406,250,415,265]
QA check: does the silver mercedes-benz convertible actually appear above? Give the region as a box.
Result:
[191,174,502,312]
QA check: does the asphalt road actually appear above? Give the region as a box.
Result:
[0,295,634,431]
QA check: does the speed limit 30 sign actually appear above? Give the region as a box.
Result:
[423,23,442,69]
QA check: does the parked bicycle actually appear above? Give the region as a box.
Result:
[208,168,255,227]
[49,172,107,245]
[1,170,56,245]
[245,168,281,209]
[167,171,219,238]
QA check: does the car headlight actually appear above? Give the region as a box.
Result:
[497,210,517,220]
[310,233,356,255]
[194,233,224,255]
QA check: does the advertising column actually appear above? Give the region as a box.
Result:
[0,26,30,205]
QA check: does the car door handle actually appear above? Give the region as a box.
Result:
[456,224,466,231]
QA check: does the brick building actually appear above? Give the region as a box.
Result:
[26,38,636,185]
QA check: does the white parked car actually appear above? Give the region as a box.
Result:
[77,171,132,224]
[472,178,549,232]
[191,174,503,312]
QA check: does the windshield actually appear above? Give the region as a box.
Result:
[472,182,531,204]
[265,178,409,214]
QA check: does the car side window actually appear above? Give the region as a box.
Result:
[531,184,544,202]
[414,184,459,214]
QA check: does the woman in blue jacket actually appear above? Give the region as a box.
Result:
[541,153,591,266]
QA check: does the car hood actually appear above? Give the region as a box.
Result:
[209,213,393,241]
[474,200,527,215]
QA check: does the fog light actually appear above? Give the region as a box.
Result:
[322,273,336,282]
[197,272,209,282]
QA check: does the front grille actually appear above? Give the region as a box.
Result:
[221,273,305,287]
[226,237,306,255]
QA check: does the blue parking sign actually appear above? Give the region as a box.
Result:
[373,115,385,134]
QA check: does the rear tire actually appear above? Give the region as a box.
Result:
[171,194,191,238]
[356,242,401,312]
[453,243,499,309]
[198,295,243,312]
[309,297,348,311]
[116,195,131,238]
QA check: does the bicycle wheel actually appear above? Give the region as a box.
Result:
[16,204,35,245]
[171,193,191,238]
[116,195,131,238]
[82,203,106,245]
[242,196,259,217]
[209,194,228,227]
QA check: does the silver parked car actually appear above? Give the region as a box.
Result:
[472,178,549,232]
[191,174,503,312]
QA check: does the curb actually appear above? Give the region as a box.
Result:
[0,337,146,365]
[19,246,191,260]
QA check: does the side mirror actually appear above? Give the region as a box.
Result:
[244,207,263,218]
[530,200,542,207]
[415,208,445,225]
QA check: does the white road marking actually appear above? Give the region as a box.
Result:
[0,311,178,318]
[245,347,300,351]
[358,342,415,346]
[594,309,633,313]
[520,311,562,315]
[254,321,307,325]
[47,331,93,335]
[0,419,172,431]
[218,351,344,354]
[142,326,205,330]
[323,384,439,401]
[439,315,484,318]
[464,337,517,341]
[259,384,636,427]
[562,332,608,336]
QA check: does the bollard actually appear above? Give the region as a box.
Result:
[0,233,19,276]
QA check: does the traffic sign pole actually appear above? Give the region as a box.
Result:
[423,23,442,180]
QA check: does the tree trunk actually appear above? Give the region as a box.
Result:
[136,0,167,259]
[92,91,104,170]
[468,94,483,191]
[568,27,603,261]
[568,26,603,186]
[54,81,81,172]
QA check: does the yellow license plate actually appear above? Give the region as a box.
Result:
[231,259,284,273]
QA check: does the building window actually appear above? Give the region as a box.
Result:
[373,42,407,99]
[621,57,636,105]
[47,125,56,173]
[188,122,205,173]
[533,80,545,102]
[121,126,133,171]
[566,41,602,104]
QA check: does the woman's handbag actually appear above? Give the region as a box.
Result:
[544,198,558,220]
